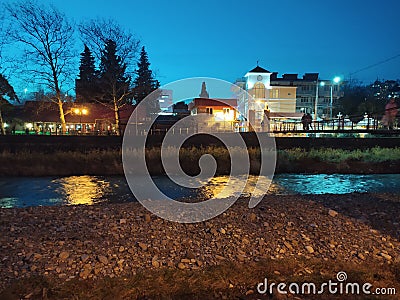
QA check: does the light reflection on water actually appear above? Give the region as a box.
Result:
[0,174,399,208]
[195,175,280,199]
[54,176,111,205]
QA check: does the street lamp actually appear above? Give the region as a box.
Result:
[330,76,341,119]
[73,107,88,133]
[314,80,326,121]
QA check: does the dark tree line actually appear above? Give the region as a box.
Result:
[76,42,159,134]
[1,0,160,135]
[132,46,160,115]
[337,79,400,121]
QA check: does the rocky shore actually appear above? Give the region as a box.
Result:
[1,193,400,299]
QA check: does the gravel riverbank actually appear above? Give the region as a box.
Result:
[1,193,400,299]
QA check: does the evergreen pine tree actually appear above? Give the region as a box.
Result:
[98,39,132,135]
[99,39,131,103]
[76,45,98,103]
[133,46,160,115]
[78,45,96,81]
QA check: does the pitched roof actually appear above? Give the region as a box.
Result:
[189,98,238,110]
[248,66,271,73]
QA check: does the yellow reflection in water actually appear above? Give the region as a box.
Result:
[200,175,278,199]
[56,176,110,205]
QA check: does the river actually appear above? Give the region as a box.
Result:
[0,174,399,208]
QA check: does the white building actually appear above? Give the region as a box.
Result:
[270,73,344,119]
[235,66,298,130]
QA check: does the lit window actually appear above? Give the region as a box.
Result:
[223,108,230,114]
[269,90,277,98]
[254,82,266,99]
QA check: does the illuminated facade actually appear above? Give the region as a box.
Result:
[188,98,238,132]
[8,101,142,135]
[270,73,344,118]
[236,66,297,130]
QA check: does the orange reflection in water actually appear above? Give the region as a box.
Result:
[200,175,281,199]
[55,176,110,205]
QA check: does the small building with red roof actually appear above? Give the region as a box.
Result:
[9,101,144,135]
[188,97,239,132]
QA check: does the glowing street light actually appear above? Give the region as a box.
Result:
[330,77,341,119]
[73,107,88,133]
[314,80,326,121]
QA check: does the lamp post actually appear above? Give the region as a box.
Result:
[73,107,88,134]
[315,80,325,121]
[330,76,341,119]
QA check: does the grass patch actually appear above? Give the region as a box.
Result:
[279,147,400,163]
[0,146,399,176]
[1,258,398,299]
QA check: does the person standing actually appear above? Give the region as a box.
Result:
[306,113,313,130]
[301,113,309,130]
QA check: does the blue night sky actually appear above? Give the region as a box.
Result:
[27,0,400,88]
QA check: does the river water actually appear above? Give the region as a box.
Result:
[0,174,399,208]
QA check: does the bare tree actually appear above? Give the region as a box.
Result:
[5,0,75,133]
[0,10,13,74]
[79,18,140,73]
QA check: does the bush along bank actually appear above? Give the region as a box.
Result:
[0,147,399,176]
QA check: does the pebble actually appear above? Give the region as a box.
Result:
[80,265,92,279]
[305,246,315,254]
[357,253,366,260]
[97,255,108,264]
[0,194,399,291]
[249,213,257,222]
[59,252,70,260]
[328,209,339,217]
[138,242,148,251]
[177,263,186,270]
[145,214,151,223]
[380,253,392,260]
[237,254,246,262]
[284,241,293,250]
